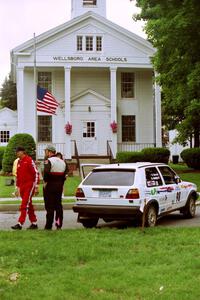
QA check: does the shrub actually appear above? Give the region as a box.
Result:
[2,133,36,173]
[141,147,170,164]
[116,148,170,164]
[116,151,145,163]
[181,148,200,169]
[0,146,6,170]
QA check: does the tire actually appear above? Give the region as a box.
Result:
[81,218,98,228]
[145,205,157,227]
[182,196,196,218]
[103,218,113,223]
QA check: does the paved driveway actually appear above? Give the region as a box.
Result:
[1,206,200,230]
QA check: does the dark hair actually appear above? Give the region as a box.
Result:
[16,146,25,152]
[56,152,63,159]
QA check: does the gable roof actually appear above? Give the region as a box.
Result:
[71,89,110,105]
[12,11,154,55]
[0,107,17,116]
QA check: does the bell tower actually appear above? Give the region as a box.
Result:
[71,0,107,19]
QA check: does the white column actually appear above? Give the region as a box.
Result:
[64,66,71,159]
[110,67,117,158]
[16,67,24,133]
[154,78,162,147]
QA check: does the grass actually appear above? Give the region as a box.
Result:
[0,175,81,198]
[1,227,200,299]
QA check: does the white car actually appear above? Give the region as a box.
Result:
[73,162,198,228]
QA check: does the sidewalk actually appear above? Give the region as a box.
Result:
[0,196,75,211]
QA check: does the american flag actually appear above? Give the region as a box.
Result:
[37,86,59,115]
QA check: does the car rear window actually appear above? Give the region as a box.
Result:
[83,169,135,186]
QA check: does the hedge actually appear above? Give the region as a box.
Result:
[116,147,170,164]
[0,146,6,170]
[181,148,200,169]
[141,147,170,164]
[2,133,36,173]
[116,151,145,163]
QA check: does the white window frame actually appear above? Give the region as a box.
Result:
[0,130,10,143]
[38,115,52,143]
[96,36,102,52]
[77,35,83,51]
[121,72,135,99]
[83,0,97,7]
[86,36,94,51]
[121,115,136,142]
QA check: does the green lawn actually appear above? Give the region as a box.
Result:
[1,227,200,300]
[0,175,81,198]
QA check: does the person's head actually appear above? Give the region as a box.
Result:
[16,146,26,159]
[44,145,56,158]
[56,152,63,159]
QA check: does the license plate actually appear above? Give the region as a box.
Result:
[99,190,112,198]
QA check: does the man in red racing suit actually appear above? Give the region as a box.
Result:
[11,146,39,230]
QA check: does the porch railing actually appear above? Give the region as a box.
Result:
[37,143,65,159]
[117,143,155,152]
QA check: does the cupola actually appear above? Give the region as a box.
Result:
[71,0,107,19]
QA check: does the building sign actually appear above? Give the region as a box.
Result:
[53,56,128,63]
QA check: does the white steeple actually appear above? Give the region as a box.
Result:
[71,0,107,19]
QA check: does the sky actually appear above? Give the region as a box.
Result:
[0,0,146,89]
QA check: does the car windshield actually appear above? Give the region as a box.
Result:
[82,169,135,186]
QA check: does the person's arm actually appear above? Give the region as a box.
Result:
[43,159,51,183]
[29,158,40,194]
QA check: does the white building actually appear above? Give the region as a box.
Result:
[0,108,17,146]
[11,0,161,159]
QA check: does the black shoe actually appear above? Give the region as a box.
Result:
[56,226,62,230]
[27,224,38,230]
[11,223,22,230]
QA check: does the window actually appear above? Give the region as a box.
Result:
[83,122,95,138]
[121,73,135,98]
[0,131,10,143]
[158,166,177,185]
[38,72,52,92]
[122,116,136,142]
[77,36,83,51]
[83,169,135,186]
[145,167,162,187]
[86,36,93,51]
[38,116,52,142]
[96,36,102,51]
[83,0,97,6]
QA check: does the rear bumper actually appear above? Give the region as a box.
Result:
[73,204,142,219]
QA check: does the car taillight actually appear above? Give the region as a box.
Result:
[125,189,140,199]
[76,188,85,198]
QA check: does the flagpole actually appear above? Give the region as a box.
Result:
[33,32,38,161]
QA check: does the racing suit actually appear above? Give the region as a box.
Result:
[43,156,68,229]
[16,155,39,225]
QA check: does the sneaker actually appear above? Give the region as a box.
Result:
[11,223,22,230]
[27,224,38,230]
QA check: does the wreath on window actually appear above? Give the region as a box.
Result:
[65,122,72,135]
[110,121,117,133]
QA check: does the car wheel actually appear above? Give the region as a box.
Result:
[145,205,157,227]
[81,218,99,228]
[182,196,196,218]
[103,218,114,223]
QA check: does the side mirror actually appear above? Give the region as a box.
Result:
[174,176,181,184]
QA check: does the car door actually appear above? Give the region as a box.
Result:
[158,166,179,211]
[144,167,168,215]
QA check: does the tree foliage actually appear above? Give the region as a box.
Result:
[2,133,36,173]
[0,73,17,110]
[134,0,200,146]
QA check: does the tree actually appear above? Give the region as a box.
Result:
[0,73,17,110]
[134,0,200,147]
[2,134,36,173]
